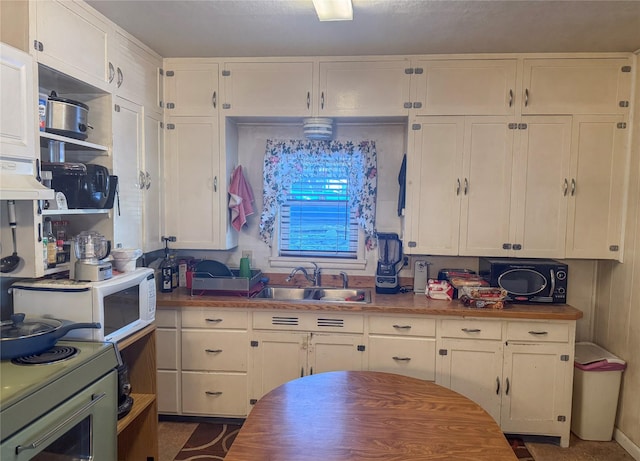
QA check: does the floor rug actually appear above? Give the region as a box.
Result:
[174,423,242,460]
[506,435,536,460]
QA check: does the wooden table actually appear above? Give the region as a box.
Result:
[225,371,517,461]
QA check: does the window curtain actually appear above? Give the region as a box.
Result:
[259,139,378,250]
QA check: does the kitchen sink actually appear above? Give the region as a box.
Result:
[254,287,371,303]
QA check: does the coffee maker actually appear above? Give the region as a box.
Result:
[375,233,402,294]
[70,231,112,281]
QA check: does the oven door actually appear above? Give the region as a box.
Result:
[1,370,117,461]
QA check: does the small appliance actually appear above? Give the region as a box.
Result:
[413,259,429,293]
[45,90,91,140]
[43,163,117,209]
[375,232,402,294]
[478,258,568,303]
[116,362,134,419]
[71,230,112,281]
[11,267,156,343]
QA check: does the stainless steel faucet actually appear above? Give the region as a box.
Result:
[339,271,349,289]
[286,262,322,286]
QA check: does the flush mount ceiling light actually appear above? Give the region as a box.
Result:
[312,0,353,21]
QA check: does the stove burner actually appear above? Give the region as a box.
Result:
[11,346,80,365]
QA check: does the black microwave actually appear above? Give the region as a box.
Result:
[478,258,568,304]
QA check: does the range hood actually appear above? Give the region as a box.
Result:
[0,157,54,200]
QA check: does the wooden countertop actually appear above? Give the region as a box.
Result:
[156,287,583,320]
[224,371,517,461]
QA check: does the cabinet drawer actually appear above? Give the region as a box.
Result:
[506,321,570,343]
[253,311,363,333]
[157,329,178,369]
[182,308,248,329]
[182,330,248,371]
[182,372,247,416]
[368,336,436,381]
[440,319,502,340]
[368,315,436,337]
[156,309,179,328]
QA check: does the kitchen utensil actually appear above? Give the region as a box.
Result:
[375,232,402,294]
[0,313,100,360]
[1,200,22,273]
[71,231,112,281]
[194,259,233,277]
[45,91,92,140]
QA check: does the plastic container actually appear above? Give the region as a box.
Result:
[571,342,626,441]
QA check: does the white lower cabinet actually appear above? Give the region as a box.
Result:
[368,315,437,380]
[156,309,180,414]
[436,318,574,447]
[249,311,366,403]
[180,308,249,417]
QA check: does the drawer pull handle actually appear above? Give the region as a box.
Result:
[205,349,223,353]
[461,328,481,333]
[392,325,412,329]
[205,318,223,323]
[528,331,548,335]
[205,391,223,396]
[392,356,411,361]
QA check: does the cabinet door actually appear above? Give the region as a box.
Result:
[368,336,436,380]
[221,61,313,116]
[0,43,36,160]
[405,117,464,255]
[566,115,627,260]
[309,333,366,375]
[437,338,503,423]
[164,61,218,117]
[501,343,573,440]
[112,97,143,249]
[142,112,163,252]
[164,116,221,249]
[522,58,632,115]
[250,331,307,401]
[113,29,162,112]
[459,116,514,256]
[412,59,517,116]
[157,370,179,414]
[511,116,572,258]
[31,0,111,90]
[318,60,410,116]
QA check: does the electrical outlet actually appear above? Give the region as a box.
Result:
[242,250,252,261]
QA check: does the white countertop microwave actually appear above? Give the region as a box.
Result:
[11,268,156,343]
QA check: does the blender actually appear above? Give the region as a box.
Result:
[70,231,113,281]
[375,233,402,294]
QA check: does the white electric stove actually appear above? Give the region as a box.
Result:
[0,341,119,460]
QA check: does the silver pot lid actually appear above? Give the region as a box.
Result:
[0,314,61,340]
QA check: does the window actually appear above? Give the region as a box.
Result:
[260,139,377,260]
[279,153,358,258]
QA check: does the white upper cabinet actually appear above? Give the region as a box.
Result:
[0,43,37,160]
[165,60,219,117]
[111,28,163,112]
[411,59,518,116]
[318,59,411,117]
[221,61,314,116]
[522,58,632,115]
[565,115,628,260]
[29,0,112,91]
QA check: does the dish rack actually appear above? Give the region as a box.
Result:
[190,269,263,297]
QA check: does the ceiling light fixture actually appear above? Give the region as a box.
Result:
[312,0,353,21]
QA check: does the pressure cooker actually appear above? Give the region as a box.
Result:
[45,91,91,140]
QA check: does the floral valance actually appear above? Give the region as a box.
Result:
[259,139,378,250]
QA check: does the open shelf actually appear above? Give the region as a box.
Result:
[117,393,156,435]
[40,131,109,153]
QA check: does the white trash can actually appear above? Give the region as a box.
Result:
[571,342,626,441]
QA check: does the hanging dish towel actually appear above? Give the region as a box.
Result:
[229,165,255,231]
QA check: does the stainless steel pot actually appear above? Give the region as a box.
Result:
[45,91,91,140]
[0,313,100,360]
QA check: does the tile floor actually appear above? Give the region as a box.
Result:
[158,420,635,461]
